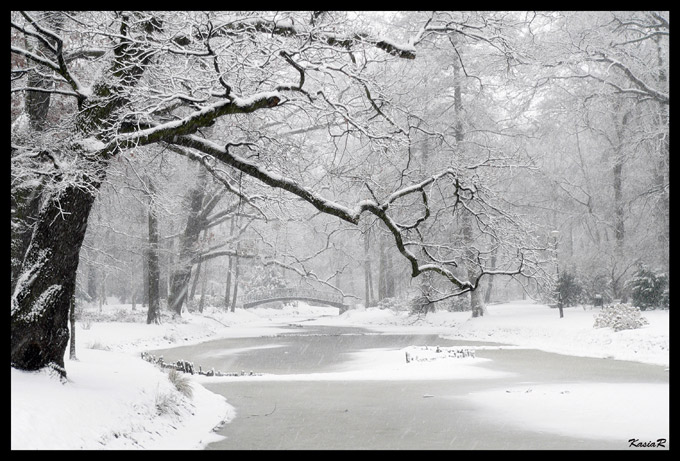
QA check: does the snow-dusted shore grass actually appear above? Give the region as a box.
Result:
[11,300,669,450]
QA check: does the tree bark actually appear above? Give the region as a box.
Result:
[613,107,630,254]
[483,245,498,305]
[378,233,395,301]
[189,257,202,307]
[363,224,373,308]
[224,216,236,310]
[11,12,160,375]
[198,259,208,313]
[11,184,97,375]
[654,34,669,275]
[24,12,62,131]
[168,164,209,315]
[69,294,77,361]
[10,14,62,293]
[230,250,240,311]
[146,180,162,324]
[451,36,485,318]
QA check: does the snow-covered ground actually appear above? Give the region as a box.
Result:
[11,300,669,450]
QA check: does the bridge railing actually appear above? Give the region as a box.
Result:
[243,287,344,304]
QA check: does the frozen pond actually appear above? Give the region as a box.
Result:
[150,324,668,450]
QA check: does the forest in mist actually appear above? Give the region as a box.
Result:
[11,11,668,374]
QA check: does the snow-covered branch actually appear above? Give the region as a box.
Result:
[590,53,669,105]
[114,92,282,147]
[206,16,417,59]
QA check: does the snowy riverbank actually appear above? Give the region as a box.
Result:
[11,301,669,450]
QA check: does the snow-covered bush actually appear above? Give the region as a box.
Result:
[593,303,649,332]
[626,265,668,310]
[410,295,434,315]
[376,296,409,311]
[444,294,470,312]
[581,272,614,306]
[154,392,181,416]
[167,369,193,399]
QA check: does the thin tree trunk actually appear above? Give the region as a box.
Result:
[223,217,237,310]
[230,251,240,311]
[654,34,669,275]
[364,225,373,308]
[451,36,485,318]
[69,294,77,361]
[609,105,631,299]
[484,245,498,305]
[189,259,202,308]
[613,107,630,255]
[142,249,149,307]
[199,259,209,313]
[98,272,107,311]
[24,12,61,131]
[378,234,395,301]
[146,180,162,325]
[87,262,98,304]
[169,164,209,315]
[224,256,233,310]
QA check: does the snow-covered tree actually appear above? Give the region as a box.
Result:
[11,11,554,376]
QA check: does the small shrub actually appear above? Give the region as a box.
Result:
[444,294,470,312]
[88,340,109,351]
[155,392,181,416]
[593,303,649,332]
[111,309,127,322]
[376,297,408,311]
[167,368,193,398]
[626,265,668,310]
[410,296,434,315]
[661,288,669,309]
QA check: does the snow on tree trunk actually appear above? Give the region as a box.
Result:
[11,185,97,375]
[451,35,485,318]
[146,180,162,325]
[169,164,209,315]
[69,294,77,361]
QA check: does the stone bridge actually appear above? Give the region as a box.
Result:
[242,287,348,313]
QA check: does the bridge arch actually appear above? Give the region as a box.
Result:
[242,288,348,313]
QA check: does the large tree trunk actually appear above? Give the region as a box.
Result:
[11,12,161,376]
[11,176,44,294]
[11,185,98,375]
